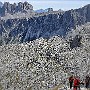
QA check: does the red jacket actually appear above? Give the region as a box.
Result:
[74,78,80,86]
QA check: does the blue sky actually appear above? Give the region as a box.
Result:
[1,0,90,10]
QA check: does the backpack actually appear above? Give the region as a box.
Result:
[74,78,80,86]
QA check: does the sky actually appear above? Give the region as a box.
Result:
[0,0,90,10]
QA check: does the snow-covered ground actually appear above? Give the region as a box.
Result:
[0,23,90,90]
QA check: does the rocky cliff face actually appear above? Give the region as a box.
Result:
[0,2,90,46]
[0,2,33,16]
[0,4,90,46]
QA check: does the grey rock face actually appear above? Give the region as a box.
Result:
[17,1,33,13]
[70,35,82,49]
[0,4,90,46]
[47,8,53,12]
[0,2,33,16]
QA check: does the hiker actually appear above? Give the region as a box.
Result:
[69,75,74,89]
[85,75,90,90]
[73,76,80,90]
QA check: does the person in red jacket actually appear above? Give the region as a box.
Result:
[73,76,80,90]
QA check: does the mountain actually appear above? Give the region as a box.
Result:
[35,9,47,13]
[0,2,33,16]
[0,3,90,46]
[0,2,90,90]
[35,8,53,13]
[0,23,90,90]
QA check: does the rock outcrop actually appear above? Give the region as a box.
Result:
[0,2,33,16]
[0,4,90,45]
